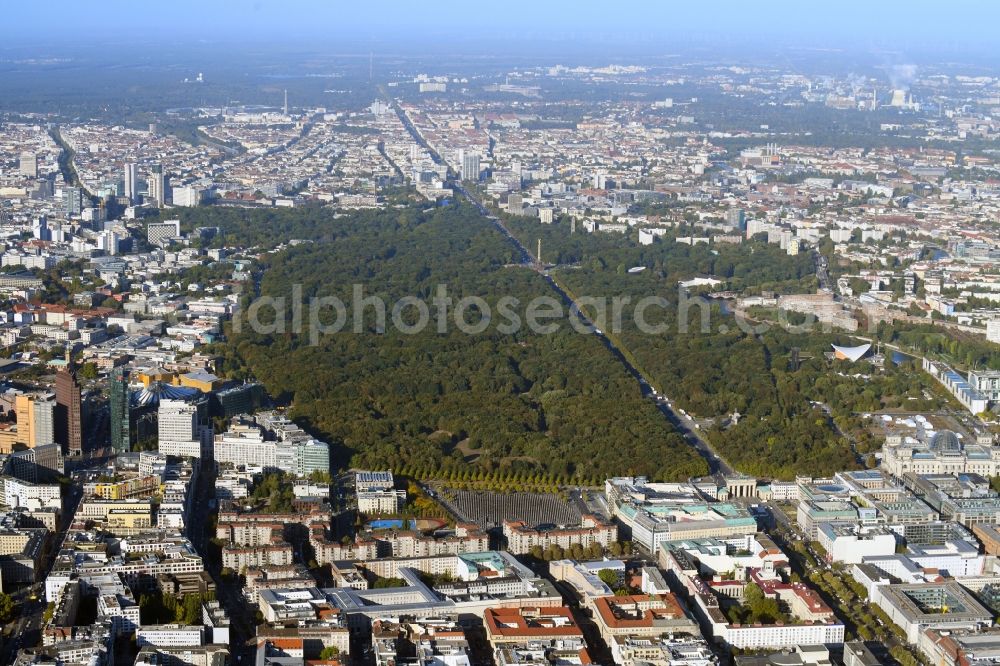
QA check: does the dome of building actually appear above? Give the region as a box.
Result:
[131,381,201,408]
[929,430,961,453]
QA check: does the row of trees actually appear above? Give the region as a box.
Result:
[525,540,633,563]
[782,537,921,662]
[403,466,605,492]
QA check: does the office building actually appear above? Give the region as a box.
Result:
[356,470,394,491]
[15,395,36,446]
[354,470,404,514]
[32,216,51,241]
[0,526,46,584]
[460,150,480,182]
[840,642,881,666]
[15,394,55,449]
[506,193,523,215]
[503,515,617,554]
[591,594,700,643]
[815,524,897,564]
[903,472,1000,528]
[64,186,84,216]
[98,230,122,255]
[319,551,561,628]
[148,220,182,247]
[0,273,44,290]
[47,535,204,602]
[256,587,330,623]
[290,440,330,476]
[125,163,138,202]
[83,205,107,226]
[80,572,143,637]
[969,369,1000,404]
[882,430,1000,477]
[973,523,1000,555]
[55,356,83,454]
[549,558,625,602]
[6,442,63,482]
[484,606,588,662]
[172,185,203,207]
[213,423,329,476]
[987,319,1000,345]
[726,208,746,230]
[923,359,989,414]
[733,646,835,666]
[918,628,1000,666]
[136,625,205,648]
[605,477,757,552]
[212,383,265,418]
[213,424,270,467]
[612,635,715,666]
[685,570,843,648]
[374,616,470,666]
[19,152,38,178]
[158,397,212,459]
[149,164,168,207]
[871,581,992,644]
[109,368,131,453]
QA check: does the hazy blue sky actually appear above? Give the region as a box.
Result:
[2,1,997,56]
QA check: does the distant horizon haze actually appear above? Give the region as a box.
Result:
[0,0,997,59]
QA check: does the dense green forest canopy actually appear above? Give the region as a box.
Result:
[215,203,708,483]
[196,202,967,481]
[503,215,951,479]
[507,215,818,295]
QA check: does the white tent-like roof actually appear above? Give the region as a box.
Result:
[831,343,871,362]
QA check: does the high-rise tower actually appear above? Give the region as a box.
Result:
[109,368,131,453]
[149,164,167,207]
[64,187,83,216]
[460,151,480,182]
[124,162,138,202]
[55,350,82,454]
[19,152,38,178]
[15,394,55,448]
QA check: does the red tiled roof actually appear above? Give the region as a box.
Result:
[484,607,582,639]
